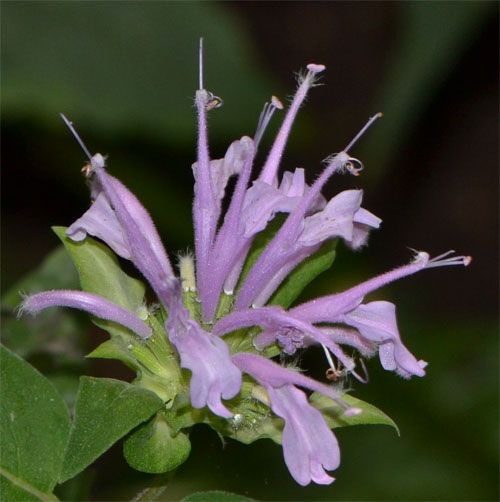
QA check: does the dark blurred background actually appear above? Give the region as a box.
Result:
[2,2,498,501]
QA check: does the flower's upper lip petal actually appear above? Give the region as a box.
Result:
[92,167,177,308]
[66,192,132,260]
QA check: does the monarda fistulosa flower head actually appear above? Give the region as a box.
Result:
[20,40,471,486]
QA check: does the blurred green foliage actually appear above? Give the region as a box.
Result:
[2,1,498,501]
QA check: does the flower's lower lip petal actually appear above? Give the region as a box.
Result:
[168,308,242,418]
[66,192,132,260]
[268,385,339,486]
[344,301,425,377]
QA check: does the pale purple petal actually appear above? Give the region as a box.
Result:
[251,245,320,308]
[241,180,302,237]
[197,137,255,320]
[20,290,151,338]
[344,301,426,377]
[192,136,253,204]
[66,192,131,260]
[232,352,344,403]
[349,207,382,249]
[167,300,242,418]
[235,152,352,310]
[215,306,353,369]
[193,89,218,297]
[268,385,339,486]
[232,352,341,485]
[90,161,177,308]
[298,190,364,247]
[314,326,377,357]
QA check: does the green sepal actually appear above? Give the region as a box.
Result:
[310,392,400,434]
[166,382,284,446]
[124,412,191,474]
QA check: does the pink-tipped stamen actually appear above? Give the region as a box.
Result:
[254,96,284,149]
[426,251,472,269]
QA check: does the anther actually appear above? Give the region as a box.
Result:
[254,95,284,149]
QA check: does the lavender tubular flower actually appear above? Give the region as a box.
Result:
[289,251,470,377]
[198,137,255,320]
[20,290,152,338]
[214,306,354,370]
[291,251,471,323]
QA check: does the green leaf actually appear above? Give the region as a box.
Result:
[53,226,148,342]
[59,376,164,483]
[269,239,336,308]
[309,392,399,434]
[182,491,254,502]
[0,345,70,501]
[124,412,191,474]
[2,2,273,141]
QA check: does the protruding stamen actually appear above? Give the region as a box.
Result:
[351,358,369,384]
[321,343,337,374]
[199,37,204,90]
[344,112,383,153]
[60,113,92,161]
[321,113,382,179]
[409,249,471,269]
[254,96,284,149]
[179,254,197,292]
[426,251,472,269]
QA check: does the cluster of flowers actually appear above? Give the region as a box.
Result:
[22,47,470,486]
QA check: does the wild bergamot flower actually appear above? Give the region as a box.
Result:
[20,41,470,486]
